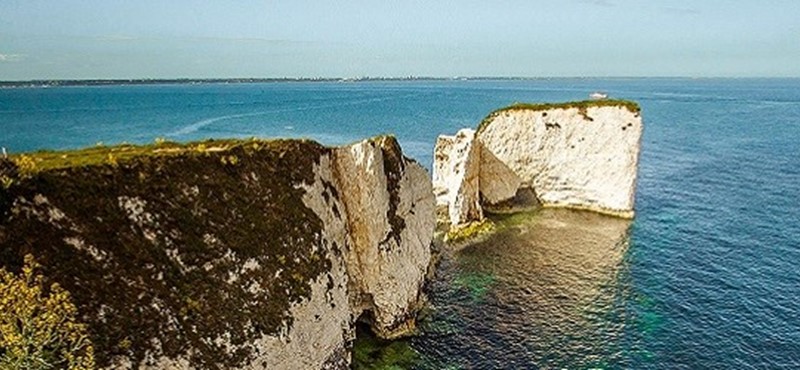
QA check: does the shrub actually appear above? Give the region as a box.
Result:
[0,255,95,370]
[220,155,239,166]
[106,154,118,167]
[14,156,36,174]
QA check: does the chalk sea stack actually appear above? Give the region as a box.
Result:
[434,100,643,227]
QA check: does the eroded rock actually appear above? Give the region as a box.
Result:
[434,101,643,226]
[431,129,482,226]
[333,136,434,339]
[0,137,435,369]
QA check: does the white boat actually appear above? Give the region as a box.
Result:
[589,91,608,100]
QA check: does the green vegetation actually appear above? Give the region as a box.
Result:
[352,324,419,370]
[477,99,641,133]
[5,138,294,176]
[0,138,335,368]
[0,255,95,370]
[489,209,541,228]
[444,219,496,244]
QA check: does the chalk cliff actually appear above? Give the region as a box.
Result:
[432,129,483,226]
[434,100,642,226]
[0,136,434,369]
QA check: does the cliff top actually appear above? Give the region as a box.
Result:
[0,135,335,367]
[0,132,426,368]
[3,138,326,176]
[477,99,640,133]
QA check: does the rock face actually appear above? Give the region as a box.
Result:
[432,129,483,226]
[434,101,642,225]
[332,138,434,339]
[0,137,435,369]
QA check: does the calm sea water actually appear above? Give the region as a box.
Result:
[2,79,799,369]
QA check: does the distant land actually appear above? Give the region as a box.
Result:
[0,76,764,89]
[0,77,533,88]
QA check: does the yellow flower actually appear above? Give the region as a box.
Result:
[0,254,95,370]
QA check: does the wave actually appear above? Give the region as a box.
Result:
[167,93,416,137]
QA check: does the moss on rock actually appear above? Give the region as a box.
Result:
[444,219,496,244]
[0,139,335,368]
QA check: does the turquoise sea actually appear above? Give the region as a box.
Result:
[1,79,799,369]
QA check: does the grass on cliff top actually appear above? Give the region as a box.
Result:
[477,99,640,133]
[6,137,317,175]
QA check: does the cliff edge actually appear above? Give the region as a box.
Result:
[434,100,642,226]
[0,136,434,369]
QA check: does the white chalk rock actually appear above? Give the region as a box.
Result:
[433,101,643,226]
[208,137,435,369]
[478,104,642,217]
[478,143,523,205]
[432,129,482,226]
[333,136,435,339]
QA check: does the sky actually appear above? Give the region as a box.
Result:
[1,0,799,79]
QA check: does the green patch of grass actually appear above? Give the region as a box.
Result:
[477,99,640,133]
[7,137,300,175]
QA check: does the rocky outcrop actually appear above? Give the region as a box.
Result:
[332,137,434,339]
[432,129,483,226]
[0,136,434,369]
[434,100,642,226]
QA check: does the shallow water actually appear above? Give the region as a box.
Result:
[356,209,636,369]
[2,78,799,368]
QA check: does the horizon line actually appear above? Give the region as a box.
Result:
[2,75,799,87]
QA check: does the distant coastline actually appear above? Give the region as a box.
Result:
[1,76,778,89]
[0,77,514,89]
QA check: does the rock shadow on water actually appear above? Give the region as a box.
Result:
[351,321,421,370]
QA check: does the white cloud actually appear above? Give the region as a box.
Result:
[0,53,25,62]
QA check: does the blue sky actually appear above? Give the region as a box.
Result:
[1,0,799,79]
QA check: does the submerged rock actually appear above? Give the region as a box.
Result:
[434,100,642,226]
[0,136,434,369]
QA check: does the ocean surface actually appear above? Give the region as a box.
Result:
[2,78,799,369]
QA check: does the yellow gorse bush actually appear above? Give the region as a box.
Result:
[0,255,95,370]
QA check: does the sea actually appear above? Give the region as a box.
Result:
[1,78,799,369]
